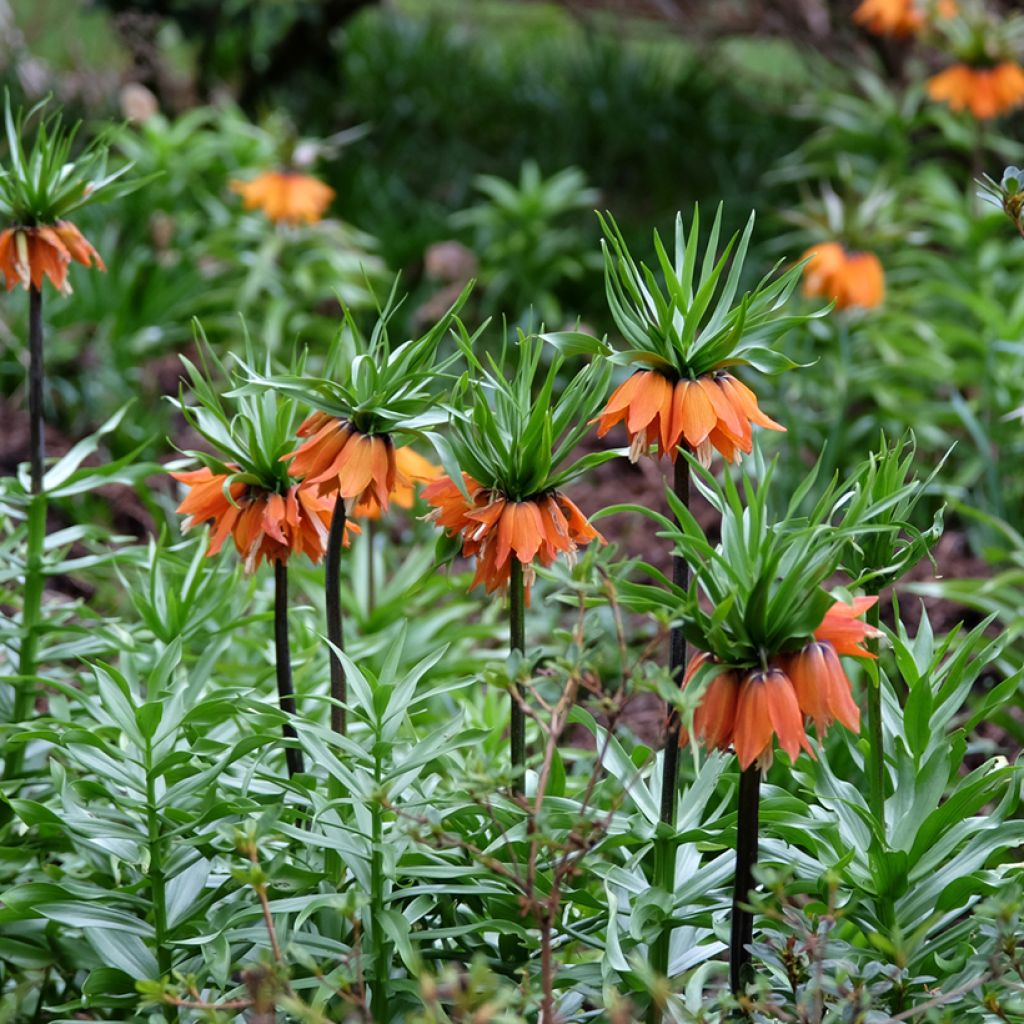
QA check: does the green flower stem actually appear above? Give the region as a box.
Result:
[6,287,47,785]
[370,739,389,1022]
[730,765,761,996]
[273,560,303,778]
[324,503,348,886]
[650,456,691,1015]
[146,733,176,1022]
[509,558,526,796]
[864,596,885,834]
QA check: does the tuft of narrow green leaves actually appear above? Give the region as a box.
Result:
[0,94,140,225]
[548,205,825,377]
[240,277,471,439]
[837,433,946,591]
[437,331,616,501]
[171,321,304,493]
[609,449,907,666]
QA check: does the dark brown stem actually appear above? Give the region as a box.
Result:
[325,502,347,735]
[28,286,44,494]
[659,456,691,820]
[650,456,691,1013]
[509,558,526,795]
[540,912,556,1023]
[730,765,761,995]
[274,559,303,778]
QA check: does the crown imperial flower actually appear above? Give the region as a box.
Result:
[595,368,783,466]
[576,207,820,465]
[927,62,1024,120]
[0,221,104,295]
[801,242,885,311]
[424,474,603,596]
[683,598,878,769]
[285,412,397,515]
[172,467,356,574]
[231,169,336,225]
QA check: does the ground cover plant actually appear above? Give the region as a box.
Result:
[1,0,1023,1022]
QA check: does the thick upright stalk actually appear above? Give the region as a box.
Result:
[864,597,885,832]
[274,560,303,778]
[325,504,348,736]
[650,457,691,1011]
[370,744,389,1022]
[730,765,761,996]
[27,287,44,494]
[146,740,176,1022]
[324,504,348,886]
[6,288,46,784]
[509,558,526,795]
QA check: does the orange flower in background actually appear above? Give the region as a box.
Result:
[285,412,396,515]
[352,446,441,518]
[853,0,924,37]
[171,466,358,573]
[0,221,104,294]
[594,369,784,466]
[927,62,1024,119]
[231,170,335,225]
[680,598,877,769]
[853,0,956,35]
[801,243,885,311]
[422,474,605,595]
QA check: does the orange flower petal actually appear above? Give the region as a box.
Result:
[626,371,671,435]
[677,379,718,448]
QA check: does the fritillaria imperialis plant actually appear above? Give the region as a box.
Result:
[590,206,816,468]
[562,205,821,998]
[231,168,335,226]
[169,333,358,777]
[423,332,614,791]
[229,117,366,227]
[926,4,1024,120]
[636,453,897,996]
[242,281,469,756]
[0,95,138,784]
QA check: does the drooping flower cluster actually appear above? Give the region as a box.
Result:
[588,208,816,468]
[853,0,926,37]
[927,62,1024,119]
[423,473,604,596]
[595,369,784,466]
[286,412,397,515]
[683,598,877,770]
[172,465,357,574]
[0,221,105,295]
[0,97,134,297]
[853,0,956,38]
[354,446,440,519]
[801,242,885,311]
[231,170,335,225]
[282,411,441,519]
